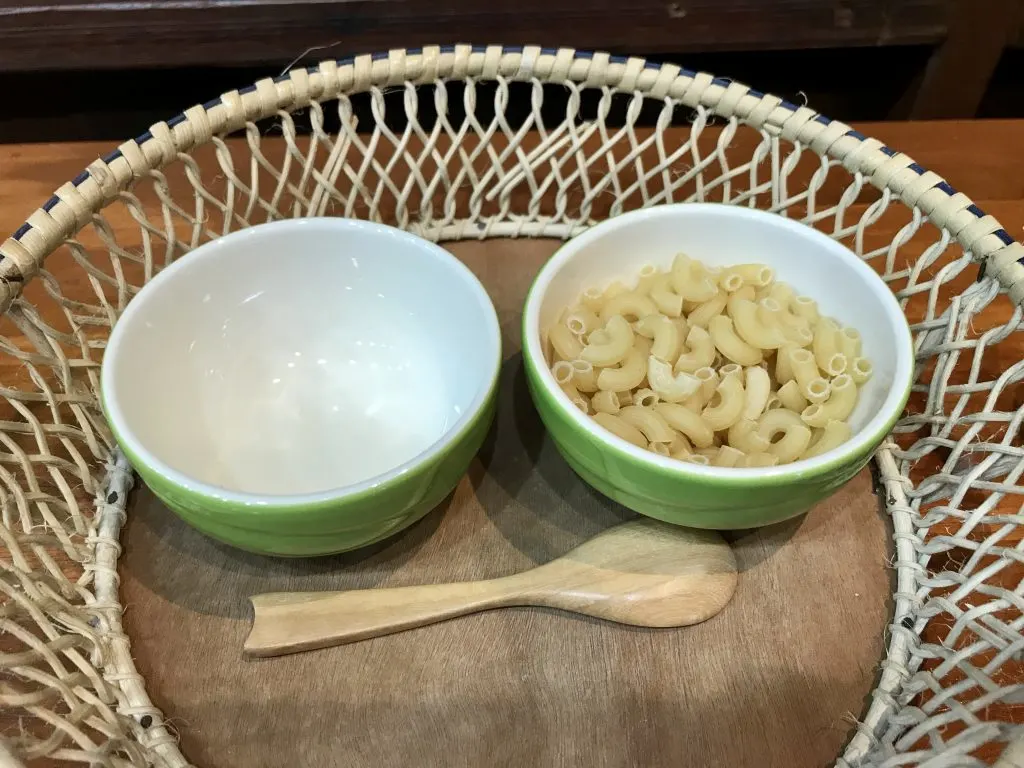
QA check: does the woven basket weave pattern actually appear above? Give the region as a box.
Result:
[0,45,1021,767]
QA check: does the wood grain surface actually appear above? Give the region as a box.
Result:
[0,120,1022,766]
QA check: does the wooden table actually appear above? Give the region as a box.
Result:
[0,120,1021,766]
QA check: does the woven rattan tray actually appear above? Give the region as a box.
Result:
[1,46,1022,767]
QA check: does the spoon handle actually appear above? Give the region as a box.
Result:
[245,577,524,658]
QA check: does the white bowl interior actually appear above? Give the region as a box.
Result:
[103,219,500,499]
[527,204,912,476]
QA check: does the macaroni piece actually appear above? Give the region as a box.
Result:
[591,390,621,415]
[647,357,701,403]
[566,308,601,336]
[593,412,647,448]
[709,315,763,366]
[675,326,716,373]
[802,419,853,459]
[655,402,716,448]
[727,419,771,454]
[801,374,858,427]
[728,295,786,350]
[599,292,658,323]
[686,292,728,329]
[597,347,647,392]
[550,323,583,361]
[742,365,772,420]
[619,405,676,443]
[571,359,599,393]
[648,275,685,317]
[582,315,634,367]
[757,409,813,464]
[702,374,746,431]
[548,255,871,468]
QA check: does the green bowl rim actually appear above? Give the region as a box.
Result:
[521,202,915,486]
[101,217,503,513]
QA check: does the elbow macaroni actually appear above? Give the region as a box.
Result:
[546,255,874,468]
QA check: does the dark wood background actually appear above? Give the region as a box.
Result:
[0,0,1022,143]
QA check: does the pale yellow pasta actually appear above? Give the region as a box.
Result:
[802,419,853,459]
[593,412,647,448]
[581,286,605,312]
[775,343,797,383]
[549,323,583,361]
[789,348,823,399]
[756,409,812,464]
[838,326,863,358]
[805,377,830,404]
[850,357,873,385]
[708,315,763,366]
[822,352,848,377]
[727,418,771,454]
[667,432,694,458]
[695,366,719,400]
[599,291,658,323]
[603,281,630,300]
[812,316,841,372]
[727,295,786,350]
[712,445,745,468]
[801,374,857,427]
[565,308,601,336]
[739,452,779,468]
[570,360,598,393]
[619,405,676,443]
[551,360,574,386]
[767,281,795,311]
[777,379,808,412]
[686,291,728,329]
[674,326,716,373]
[670,254,719,302]
[597,347,647,392]
[551,255,869,468]
[791,295,819,322]
[741,365,772,420]
[636,264,660,293]
[634,388,660,407]
[581,315,634,367]
[646,316,683,362]
[701,373,746,431]
[647,356,701,403]
[733,263,775,286]
[719,363,743,382]
[633,334,653,358]
[591,389,621,414]
[655,403,715,448]
[648,275,684,317]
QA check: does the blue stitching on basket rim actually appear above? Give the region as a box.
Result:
[6,45,1016,264]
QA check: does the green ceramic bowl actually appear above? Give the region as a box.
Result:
[522,204,913,529]
[101,218,501,556]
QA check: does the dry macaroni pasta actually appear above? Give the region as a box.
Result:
[546,254,873,467]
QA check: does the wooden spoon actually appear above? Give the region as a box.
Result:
[244,518,738,658]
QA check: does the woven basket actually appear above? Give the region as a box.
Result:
[1,45,1022,767]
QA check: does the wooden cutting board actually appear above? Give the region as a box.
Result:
[119,239,891,768]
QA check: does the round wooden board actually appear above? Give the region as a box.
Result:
[119,240,892,768]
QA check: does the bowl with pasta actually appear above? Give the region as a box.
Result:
[522,203,913,529]
[101,218,502,555]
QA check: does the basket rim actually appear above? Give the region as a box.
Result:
[1,44,1022,313]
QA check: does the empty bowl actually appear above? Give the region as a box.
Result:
[102,218,501,556]
[522,203,913,529]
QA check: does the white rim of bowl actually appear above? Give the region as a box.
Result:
[523,203,914,480]
[101,218,502,506]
